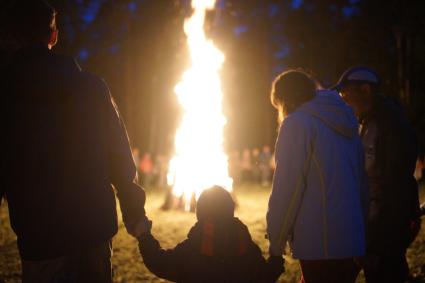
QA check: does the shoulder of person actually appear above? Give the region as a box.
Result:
[375,94,413,132]
[51,53,81,72]
[75,70,112,101]
[279,111,315,134]
[39,52,109,99]
[375,95,404,122]
[49,52,110,98]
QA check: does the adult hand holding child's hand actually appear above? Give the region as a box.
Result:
[126,216,152,238]
[265,255,285,283]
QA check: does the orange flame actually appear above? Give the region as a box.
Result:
[167,0,233,210]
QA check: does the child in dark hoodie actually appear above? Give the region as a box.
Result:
[134,186,284,283]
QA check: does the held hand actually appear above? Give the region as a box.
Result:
[125,216,152,238]
[265,256,285,283]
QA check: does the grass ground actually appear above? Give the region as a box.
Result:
[1,184,425,283]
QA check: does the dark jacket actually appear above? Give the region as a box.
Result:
[138,218,267,283]
[1,46,146,260]
[360,94,420,255]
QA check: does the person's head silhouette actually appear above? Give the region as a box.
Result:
[196,186,235,222]
[9,0,58,49]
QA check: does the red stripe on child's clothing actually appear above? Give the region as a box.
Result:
[201,222,214,256]
[238,231,247,255]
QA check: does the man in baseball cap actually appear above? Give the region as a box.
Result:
[333,66,380,117]
[334,66,380,90]
[336,67,420,283]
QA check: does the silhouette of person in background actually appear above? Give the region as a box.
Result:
[240,148,252,184]
[251,148,261,184]
[1,1,146,282]
[154,154,169,188]
[139,153,154,187]
[415,157,424,182]
[228,150,242,185]
[259,145,272,187]
[132,148,140,166]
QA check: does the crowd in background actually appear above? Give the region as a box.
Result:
[416,157,424,182]
[132,149,169,188]
[132,145,276,188]
[229,145,274,186]
[133,146,425,189]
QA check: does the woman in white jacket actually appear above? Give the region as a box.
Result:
[267,70,368,283]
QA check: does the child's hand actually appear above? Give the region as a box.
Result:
[265,255,285,282]
[126,216,152,238]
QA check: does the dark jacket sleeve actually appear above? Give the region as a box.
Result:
[247,241,271,283]
[379,116,417,183]
[372,105,420,251]
[100,80,146,225]
[138,232,189,282]
[357,139,369,221]
[378,114,419,220]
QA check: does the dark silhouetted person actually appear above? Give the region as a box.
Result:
[267,70,368,283]
[154,154,169,188]
[336,66,420,283]
[1,1,146,282]
[259,145,272,187]
[228,150,242,185]
[414,157,423,181]
[132,148,140,167]
[252,148,261,183]
[240,148,252,183]
[130,186,284,283]
[139,152,154,187]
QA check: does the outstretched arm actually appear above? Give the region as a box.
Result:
[138,231,188,282]
[100,81,147,231]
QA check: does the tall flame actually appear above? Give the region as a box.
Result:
[167,0,233,209]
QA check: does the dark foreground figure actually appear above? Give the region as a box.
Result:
[135,187,284,283]
[1,1,146,282]
[337,66,421,283]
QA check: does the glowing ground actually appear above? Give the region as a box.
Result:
[1,185,425,283]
